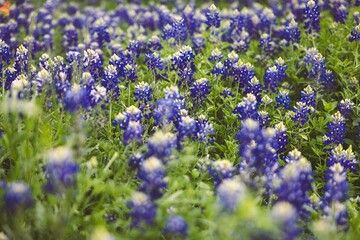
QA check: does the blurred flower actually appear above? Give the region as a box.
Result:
[217,178,246,211]
[164,215,188,237]
[4,181,33,211]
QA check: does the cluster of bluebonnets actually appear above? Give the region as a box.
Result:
[0,0,360,239]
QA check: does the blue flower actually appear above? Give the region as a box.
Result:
[205,4,221,29]
[138,156,167,200]
[259,33,276,55]
[323,111,346,145]
[275,89,291,109]
[134,82,152,104]
[299,85,316,108]
[43,146,79,194]
[4,181,34,211]
[285,19,300,44]
[190,78,211,106]
[144,52,164,76]
[338,99,354,120]
[91,18,110,48]
[292,102,312,125]
[220,88,234,98]
[63,24,78,50]
[333,4,348,24]
[164,215,188,237]
[208,160,235,186]
[233,93,259,121]
[208,48,223,62]
[349,24,360,42]
[271,202,301,240]
[147,131,177,159]
[0,40,12,64]
[264,65,280,92]
[194,114,215,144]
[217,178,246,211]
[273,156,313,218]
[123,121,144,145]
[128,192,157,227]
[326,145,357,173]
[304,0,320,34]
[148,35,162,51]
[212,62,226,76]
[274,122,288,153]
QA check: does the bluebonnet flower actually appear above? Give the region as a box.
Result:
[134,82,152,104]
[128,152,144,170]
[33,68,51,93]
[223,51,238,71]
[208,160,235,186]
[90,85,106,106]
[147,131,177,159]
[83,49,103,81]
[212,62,226,76]
[205,4,221,30]
[237,119,278,178]
[323,111,346,145]
[171,46,196,86]
[285,149,303,164]
[43,146,79,194]
[113,106,142,129]
[0,40,12,64]
[63,84,85,112]
[272,155,313,218]
[128,192,157,227]
[274,122,288,153]
[192,34,205,52]
[259,33,276,55]
[220,88,234,98]
[123,121,144,145]
[271,202,301,240]
[11,74,29,94]
[275,57,287,81]
[323,163,348,205]
[259,111,271,127]
[333,4,348,24]
[148,35,162,51]
[190,78,211,106]
[245,77,262,101]
[292,102,312,125]
[234,29,250,52]
[4,181,34,211]
[177,116,197,142]
[264,66,280,92]
[194,114,215,144]
[323,202,349,230]
[208,48,223,62]
[285,19,300,44]
[127,40,140,58]
[124,64,137,82]
[233,93,259,121]
[164,215,188,237]
[170,16,188,43]
[91,18,110,48]
[63,24,78,50]
[299,85,316,108]
[349,24,360,42]
[138,156,167,200]
[326,145,357,173]
[144,52,164,77]
[304,0,320,34]
[14,44,28,73]
[276,89,291,109]
[217,178,246,211]
[102,64,120,99]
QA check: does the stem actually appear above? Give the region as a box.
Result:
[103,152,119,172]
[128,82,131,106]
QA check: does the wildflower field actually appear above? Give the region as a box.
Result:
[1,0,360,239]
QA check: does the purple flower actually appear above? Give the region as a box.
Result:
[91,18,110,48]
[323,112,346,145]
[164,216,188,237]
[271,202,301,239]
[123,121,144,145]
[326,145,357,173]
[128,192,157,227]
[273,155,313,218]
[190,78,211,106]
[285,19,300,44]
[205,4,221,29]
[233,93,259,121]
[217,178,246,211]
[349,24,360,42]
[134,82,152,104]
[147,131,177,159]
[208,160,235,186]
[304,0,320,34]
[4,181,34,211]
[274,122,288,152]
[194,114,215,144]
[43,146,79,194]
[292,102,312,125]
[276,89,291,109]
[138,156,167,200]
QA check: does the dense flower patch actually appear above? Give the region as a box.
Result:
[0,0,360,239]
